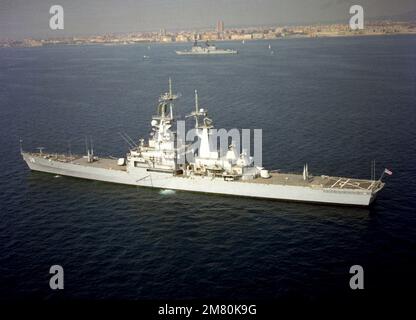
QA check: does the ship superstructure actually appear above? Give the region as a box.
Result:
[22,79,386,206]
[125,79,259,180]
[127,78,181,173]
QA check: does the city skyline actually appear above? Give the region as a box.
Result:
[1,0,416,40]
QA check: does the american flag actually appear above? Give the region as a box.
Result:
[384,168,393,176]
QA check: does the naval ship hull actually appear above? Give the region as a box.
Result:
[22,152,383,206]
[176,52,237,55]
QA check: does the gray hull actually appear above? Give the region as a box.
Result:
[175,50,237,55]
[23,153,381,206]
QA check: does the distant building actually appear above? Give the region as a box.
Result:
[230,34,252,40]
[175,34,189,42]
[216,20,224,33]
[161,35,174,42]
[264,33,277,40]
[252,33,264,40]
[201,32,219,41]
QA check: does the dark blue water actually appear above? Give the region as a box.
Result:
[0,36,415,301]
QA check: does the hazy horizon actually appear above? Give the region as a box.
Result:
[1,0,415,40]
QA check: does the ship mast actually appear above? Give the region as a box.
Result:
[194,90,199,128]
[168,77,173,118]
[187,90,210,129]
[158,77,179,120]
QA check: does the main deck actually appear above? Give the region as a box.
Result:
[245,172,384,192]
[25,152,383,193]
[26,153,126,171]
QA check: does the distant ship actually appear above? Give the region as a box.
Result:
[176,40,237,55]
[22,79,387,206]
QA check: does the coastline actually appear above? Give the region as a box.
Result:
[2,19,415,48]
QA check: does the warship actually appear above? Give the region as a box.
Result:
[176,40,237,55]
[22,79,387,206]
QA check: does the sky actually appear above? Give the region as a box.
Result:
[0,0,415,39]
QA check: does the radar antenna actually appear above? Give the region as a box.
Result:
[158,78,180,120]
[159,77,180,102]
[186,90,212,129]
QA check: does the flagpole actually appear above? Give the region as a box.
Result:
[379,169,385,181]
